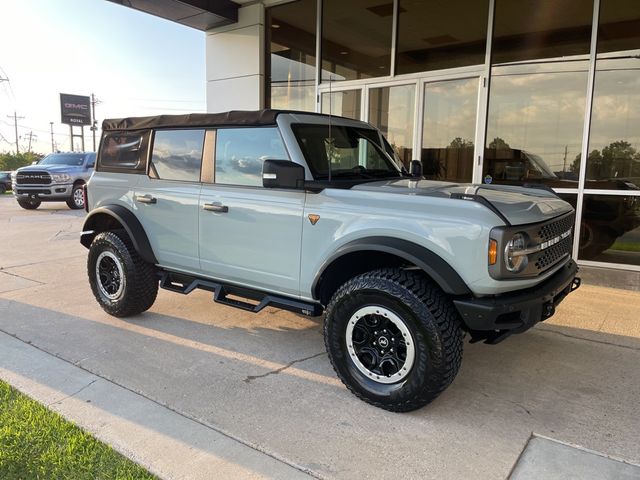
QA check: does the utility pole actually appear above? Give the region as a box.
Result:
[6,111,24,154]
[49,122,55,152]
[90,93,101,152]
[24,131,37,153]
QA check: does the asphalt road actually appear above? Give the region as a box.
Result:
[0,195,639,479]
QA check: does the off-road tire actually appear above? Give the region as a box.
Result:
[17,198,41,210]
[0,185,5,195]
[67,184,85,209]
[88,230,158,317]
[324,268,463,412]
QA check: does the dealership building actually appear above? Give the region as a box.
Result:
[111,0,639,285]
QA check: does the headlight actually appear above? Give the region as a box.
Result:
[51,173,71,183]
[504,232,529,273]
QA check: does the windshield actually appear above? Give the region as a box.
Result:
[292,124,402,180]
[39,153,86,166]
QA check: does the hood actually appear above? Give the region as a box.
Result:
[351,179,573,226]
[17,164,82,173]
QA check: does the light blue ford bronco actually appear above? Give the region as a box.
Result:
[80,110,580,411]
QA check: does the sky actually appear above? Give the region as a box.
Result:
[0,0,205,155]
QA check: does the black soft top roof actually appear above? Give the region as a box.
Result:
[102,109,332,132]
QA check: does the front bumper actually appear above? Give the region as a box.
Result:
[453,260,580,343]
[13,184,73,200]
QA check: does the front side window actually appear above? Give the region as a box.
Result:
[215,128,288,186]
[293,124,401,180]
[150,129,204,182]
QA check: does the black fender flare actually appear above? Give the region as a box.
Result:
[312,236,471,297]
[80,205,157,264]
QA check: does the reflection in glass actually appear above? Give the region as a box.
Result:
[422,77,477,182]
[583,0,640,190]
[151,130,204,182]
[484,63,588,187]
[396,0,488,74]
[492,0,593,64]
[267,0,316,111]
[578,194,640,266]
[321,90,361,120]
[322,0,392,81]
[215,128,288,186]
[369,85,415,167]
[597,0,640,55]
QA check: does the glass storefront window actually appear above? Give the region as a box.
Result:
[492,0,593,64]
[422,77,477,182]
[484,62,589,188]
[322,0,393,81]
[584,2,640,190]
[578,194,640,265]
[597,0,640,56]
[396,0,489,75]
[267,0,316,111]
[368,84,415,167]
[321,90,361,120]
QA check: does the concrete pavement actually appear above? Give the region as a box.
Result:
[0,195,639,479]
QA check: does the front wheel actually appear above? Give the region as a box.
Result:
[67,184,85,209]
[17,198,41,210]
[88,231,158,317]
[324,268,463,412]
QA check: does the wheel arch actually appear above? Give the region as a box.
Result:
[312,237,471,306]
[80,205,157,264]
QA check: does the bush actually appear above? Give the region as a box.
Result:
[0,152,45,171]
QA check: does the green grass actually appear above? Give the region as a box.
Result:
[0,380,156,480]
[610,241,640,253]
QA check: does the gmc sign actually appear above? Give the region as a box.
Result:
[60,93,91,125]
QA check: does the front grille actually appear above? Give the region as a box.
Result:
[538,214,574,242]
[531,213,575,273]
[16,171,52,185]
[534,235,573,270]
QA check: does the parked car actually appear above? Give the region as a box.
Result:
[12,152,96,209]
[80,110,580,412]
[0,171,12,194]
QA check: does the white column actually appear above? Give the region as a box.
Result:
[205,4,265,112]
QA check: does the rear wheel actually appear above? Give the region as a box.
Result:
[324,268,463,412]
[67,184,85,209]
[17,198,41,210]
[0,184,6,194]
[88,231,158,317]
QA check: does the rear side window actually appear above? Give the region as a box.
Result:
[99,131,149,172]
[150,129,205,182]
[215,127,288,186]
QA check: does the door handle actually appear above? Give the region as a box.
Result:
[135,194,157,204]
[203,202,229,213]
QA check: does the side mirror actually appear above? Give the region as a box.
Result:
[262,159,305,189]
[31,161,38,165]
[409,160,423,178]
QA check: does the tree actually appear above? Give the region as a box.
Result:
[448,137,474,149]
[488,137,510,150]
[0,151,44,171]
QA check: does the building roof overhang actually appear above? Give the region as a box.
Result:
[106,0,238,30]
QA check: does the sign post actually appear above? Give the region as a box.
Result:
[60,93,91,151]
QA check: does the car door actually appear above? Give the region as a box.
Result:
[134,129,205,272]
[198,127,305,297]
